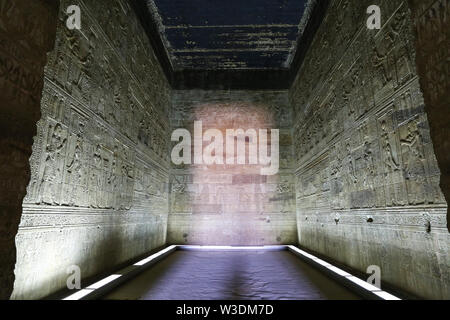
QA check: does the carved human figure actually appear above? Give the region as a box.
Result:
[95,89,106,120]
[399,92,413,111]
[363,141,376,190]
[380,120,404,206]
[66,139,83,206]
[381,120,400,172]
[40,123,67,204]
[107,145,121,209]
[138,119,147,146]
[107,88,120,126]
[345,143,358,191]
[91,144,103,208]
[65,27,92,99]
[67,140,82,177]
[401,122,426,204]
[396,44,413,85]
[54,51,69,90]
[372,46,391,88]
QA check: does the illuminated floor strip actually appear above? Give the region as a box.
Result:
[62,245,401,300]
[177,245,287,251]
[87,274,122,290]
[134,245,178,266]
[63,245,177,300]
[287,246,401,301]
[63,289,94,301]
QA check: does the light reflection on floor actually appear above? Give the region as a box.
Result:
[104,250,360,300]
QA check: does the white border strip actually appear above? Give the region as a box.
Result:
[62,245,401,301]
[177,245,287,251]
[63,289,94,301]
[63,245,177,300]
[287,246,401,300]
[134,245,178,266]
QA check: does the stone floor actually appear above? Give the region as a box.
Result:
[104,250,360,300]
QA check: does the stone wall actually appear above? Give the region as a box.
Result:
[408,0,450,232]
[168,90,297,245]
[0,0,59,300]
[12,0,171,299]
[289,0,449,299]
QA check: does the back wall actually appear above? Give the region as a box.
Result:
[168,90,297,245]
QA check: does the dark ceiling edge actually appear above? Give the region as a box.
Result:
[129,0,330,90]
[129,0,174,82]
[287,0,331,86]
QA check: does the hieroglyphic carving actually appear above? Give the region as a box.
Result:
[13,0,171,300]
[292,0,443,211]
[400,119,426,204]
[39,122,67,205]
[26,0,171,211]
[290,0,448,299]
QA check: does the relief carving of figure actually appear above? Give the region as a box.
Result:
[363,141,376,190]
[40,123,67,205]
[345,143,358,188]
[110,145,120,187]
[381,120,400,172]
[401,122,426,204]
[66,139,83,187]
[372,46,392,89]
[91,144,103,208]
[380,120,406,206]
[65,137,85,207]
[65,28,93,99]
[401,122,425,176]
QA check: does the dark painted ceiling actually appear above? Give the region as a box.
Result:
[130,0,330,89]
[150,0,309,70]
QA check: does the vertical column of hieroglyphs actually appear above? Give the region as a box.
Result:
[168,90,297,245]
[290,0,448,298]
[0,0,59,299]
[12,0,171,299]
[408,0,450,231]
